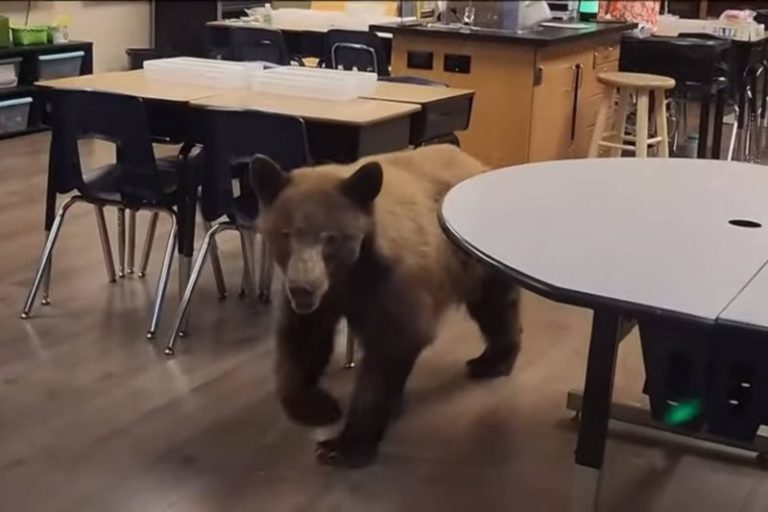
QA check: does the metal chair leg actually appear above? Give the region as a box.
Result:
[126,209,136,275]
[40,259,52,305]
[342,319,355,369]
[137,212,159,278]
[20,197,79,319]
[146,211,177,339]
[117,206,126,278]
[203,220,227,300]
[164,223,232,355]
[94,205,117,283]
[258,236,273,303]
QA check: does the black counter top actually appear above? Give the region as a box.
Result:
[0,41,93,58]
[370,20,636,46]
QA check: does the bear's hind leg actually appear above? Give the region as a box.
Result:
[276,297,342,426]
[465,275,522,379]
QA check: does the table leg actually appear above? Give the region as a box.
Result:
[573,310,622,512]
[176,143,196,299]
[697,95,711,159]
[712,88,725,160]
[736,79,749,161]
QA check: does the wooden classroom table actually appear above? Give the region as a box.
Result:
[206,8,414,59]
[440,157,768,511]
[192,89,419,162]
[34,70,416,287]
[35,69,473,282]
[363,81,474,145]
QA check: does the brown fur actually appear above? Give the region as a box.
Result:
[253,144,521,468]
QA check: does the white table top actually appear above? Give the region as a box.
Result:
[720,261,768,330]
[440,158,768,323]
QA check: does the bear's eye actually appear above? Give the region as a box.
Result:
[321,232,340,249]
[280,229,291,240]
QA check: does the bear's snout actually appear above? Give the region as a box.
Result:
[286,284,320,314]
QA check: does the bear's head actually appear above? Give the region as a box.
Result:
[251,157,383,314]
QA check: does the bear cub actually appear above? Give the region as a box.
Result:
[252,144,522,468]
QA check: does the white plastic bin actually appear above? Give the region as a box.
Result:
[0,96,32,134]
[37,51,85,80]
[0,57,22,89]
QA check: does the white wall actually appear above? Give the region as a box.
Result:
[3,1,151,72]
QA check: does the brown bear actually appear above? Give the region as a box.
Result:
[252,144,521,468]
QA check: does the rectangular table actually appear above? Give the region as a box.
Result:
[35,69,468,288]
[363,82,475,145]
[207,9,415,59]
[191,89,419,162]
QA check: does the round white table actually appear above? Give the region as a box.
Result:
[440,158,768,511]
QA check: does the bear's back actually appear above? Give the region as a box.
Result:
[308,145,488,313]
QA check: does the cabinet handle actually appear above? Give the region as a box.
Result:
[570,64,583,142]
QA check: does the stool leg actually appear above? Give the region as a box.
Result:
[588,88,614,158]
[635,90,650,158]
[117,207,126,278]
[611,88,631,158]
[653,89,670,158]
[126,209,136,275]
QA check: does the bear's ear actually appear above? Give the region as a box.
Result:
[339,161,382,209]
[249,155,289,206]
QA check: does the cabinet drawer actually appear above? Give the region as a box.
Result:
[582,60,619,98]
[593,45,619,68]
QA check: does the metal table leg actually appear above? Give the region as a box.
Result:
[711,88,726,160]
[697,95,711,159]
[572,310,622,512]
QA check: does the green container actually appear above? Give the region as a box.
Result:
[0,16,10,48]
[11,26,50,46]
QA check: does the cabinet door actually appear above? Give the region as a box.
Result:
[572,45,620,158]
[529,51,581,162]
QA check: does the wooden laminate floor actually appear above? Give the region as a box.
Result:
[1,133,767,512]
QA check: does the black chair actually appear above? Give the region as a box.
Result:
[205,25,236,60]
[320,29,390,76]
[163,107,311,355]
[230,27,304,65]
[21,90,183,339]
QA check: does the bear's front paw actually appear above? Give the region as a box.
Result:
[282,388,342,427]
[315,436,377,468]
[466,346,518,379]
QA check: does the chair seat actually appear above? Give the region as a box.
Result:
[82,155,182,207]
[598,71,676,90]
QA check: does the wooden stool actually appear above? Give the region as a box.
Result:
[589,72,676,158]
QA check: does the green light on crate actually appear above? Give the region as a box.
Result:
[663,399,702,425]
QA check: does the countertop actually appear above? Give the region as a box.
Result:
[369,20,636,46]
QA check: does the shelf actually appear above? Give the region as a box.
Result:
[0,125,47,141]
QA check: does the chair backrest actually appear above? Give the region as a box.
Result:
[321,29,390,76]
[196,107,311,222]
[230,27,292,65]
[46,89,160,202]
[204,25,236,60]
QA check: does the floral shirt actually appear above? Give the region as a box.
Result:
[597,0,660,29]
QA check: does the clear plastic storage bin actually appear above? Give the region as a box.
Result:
[0,57,22,88]
[0,96,32,134]
[37,51,84,80]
